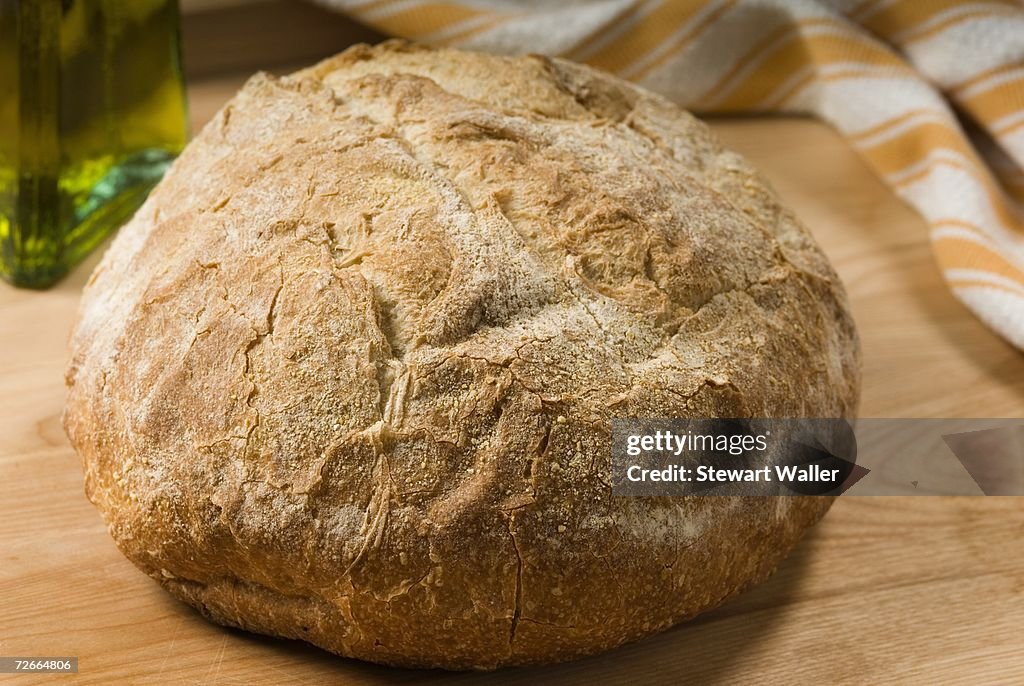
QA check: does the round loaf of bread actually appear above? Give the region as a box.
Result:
[64,41,860,670]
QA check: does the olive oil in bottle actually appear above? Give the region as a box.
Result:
[0,0,188,288]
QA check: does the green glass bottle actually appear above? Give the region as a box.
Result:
[0,0,188,288]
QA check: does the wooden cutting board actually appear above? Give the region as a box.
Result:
[2,16,1023,684]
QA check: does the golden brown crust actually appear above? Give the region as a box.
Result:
[64,41,860,670]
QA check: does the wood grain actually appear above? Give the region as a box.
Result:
[1,38,1023,686]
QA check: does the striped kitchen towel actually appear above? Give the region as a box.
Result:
[316,0,1024,350]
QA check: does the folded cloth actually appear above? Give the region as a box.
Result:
[315,0,1024,350]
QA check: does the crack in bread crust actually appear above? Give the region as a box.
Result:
[64,41,860,670]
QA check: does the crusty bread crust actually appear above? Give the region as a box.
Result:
[64,41,860,670]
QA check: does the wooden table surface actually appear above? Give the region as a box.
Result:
[3,19,1024,686]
